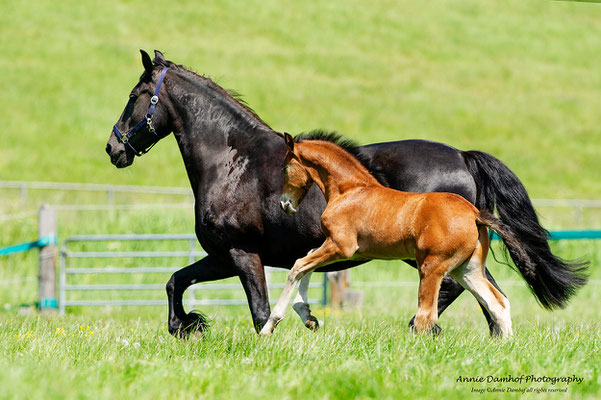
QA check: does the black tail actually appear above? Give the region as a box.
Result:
[463,150,588,310]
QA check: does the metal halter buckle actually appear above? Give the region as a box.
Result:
[111,66,169,157]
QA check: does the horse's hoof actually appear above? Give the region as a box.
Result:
[305,316,320,331]
[168,311,208,339]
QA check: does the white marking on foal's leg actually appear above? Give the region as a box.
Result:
[451,259,513,338]
[292,272,319,331]
[260,268,302,336]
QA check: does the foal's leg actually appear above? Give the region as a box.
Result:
[260,238,343,336]
[413,260,448,333]
[450,227,513,338]
[292,272,319,331]
[407,259,504,336]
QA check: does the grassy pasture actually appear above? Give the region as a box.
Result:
[2,0,601,398]
[1,202,600,399]
[1,248,600,399]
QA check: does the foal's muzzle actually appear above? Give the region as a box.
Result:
[280,198,298,215]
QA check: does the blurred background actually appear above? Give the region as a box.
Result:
[1,0,600,317]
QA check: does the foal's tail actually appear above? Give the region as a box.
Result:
[463,150,588,309]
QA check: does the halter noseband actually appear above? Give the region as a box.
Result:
[112,66,169,157]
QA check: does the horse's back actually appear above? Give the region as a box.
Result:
[358,139,476,203]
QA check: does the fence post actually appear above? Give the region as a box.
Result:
[39,204,58,313]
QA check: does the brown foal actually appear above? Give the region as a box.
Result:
[260,133,532,338]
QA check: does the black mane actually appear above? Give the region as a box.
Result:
[152,57,270,128]
[294,130,389,187]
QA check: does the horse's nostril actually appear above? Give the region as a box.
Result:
[106,143,112,155]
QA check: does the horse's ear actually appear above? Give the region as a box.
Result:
[153,50,166,65]
[140,49,153,73]
[284,132,294,152]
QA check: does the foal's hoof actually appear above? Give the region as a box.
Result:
[304,316,320,331]
[168,311,208,339]
[259,327,273,337]
[408,316,442,336]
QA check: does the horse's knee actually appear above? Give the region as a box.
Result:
[166,274,176,297]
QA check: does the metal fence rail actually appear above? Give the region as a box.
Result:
[59,234,326,314]
[0,180,192,195]
[3,179,601,208]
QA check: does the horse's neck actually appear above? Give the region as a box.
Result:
[168,71,277,193]
[300,144,380,202]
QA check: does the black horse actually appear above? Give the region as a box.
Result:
[106,50,587,338]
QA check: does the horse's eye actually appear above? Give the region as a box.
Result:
[129,93,137,100]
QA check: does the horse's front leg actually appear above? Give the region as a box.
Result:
[261,238,342,336]
[167,255,236,338]
[229,248,271,333]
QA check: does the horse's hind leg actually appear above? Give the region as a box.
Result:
[450,227,513,338]
[292,272,319,331]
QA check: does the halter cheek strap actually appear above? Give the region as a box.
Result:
[112,66,170,157]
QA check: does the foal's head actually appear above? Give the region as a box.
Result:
[106,50,173,168]
[280,133,312,215]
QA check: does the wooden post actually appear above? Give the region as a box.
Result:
[328,270,349,308]
[39,204,57,313]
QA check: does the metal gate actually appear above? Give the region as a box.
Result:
[59,234,326,314]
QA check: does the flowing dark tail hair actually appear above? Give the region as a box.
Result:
[463,150,588,310]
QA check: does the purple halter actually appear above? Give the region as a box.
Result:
[112,66,169,156]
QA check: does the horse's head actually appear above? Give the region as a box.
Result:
[280,133,312,215]
[106,50,173,168]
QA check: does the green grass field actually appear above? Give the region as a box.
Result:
[2,0,601,399]
[1,244,601,400]
[2,0,601,197]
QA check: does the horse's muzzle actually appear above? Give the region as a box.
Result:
[106,140,133,168]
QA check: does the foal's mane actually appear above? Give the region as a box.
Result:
[151,56,270,128]
[295,130,389,186]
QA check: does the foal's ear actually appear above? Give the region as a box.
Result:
[140,49,153,73]
[153,50,166,64]
[284,132,294,152]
